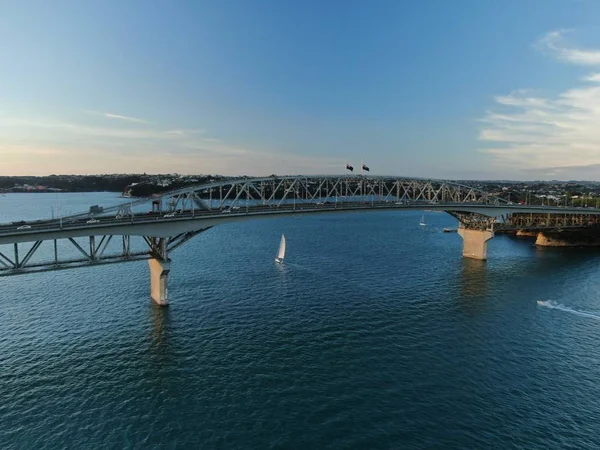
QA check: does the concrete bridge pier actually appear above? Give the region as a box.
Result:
[458,228,494,260]
[148,237,170,306]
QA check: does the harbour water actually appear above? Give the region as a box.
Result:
[2,193,600,448]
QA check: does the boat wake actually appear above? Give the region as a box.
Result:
[537,300,600,320]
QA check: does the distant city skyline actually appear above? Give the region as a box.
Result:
[2,0,600,180]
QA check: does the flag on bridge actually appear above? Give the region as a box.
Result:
[346,163,354,172]
[362,164,370,172]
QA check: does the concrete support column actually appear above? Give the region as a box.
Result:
[149,258,170,306]
[458,228,494,260]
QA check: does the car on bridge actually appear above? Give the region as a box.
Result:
[17,225,31,230]
[86,219,100,224]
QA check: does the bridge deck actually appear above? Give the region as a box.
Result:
[2,201,600,245]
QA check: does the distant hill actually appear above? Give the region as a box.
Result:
[0,174,228,196]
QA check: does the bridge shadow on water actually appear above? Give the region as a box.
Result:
[149,304,171,347]
[456,258,490,317]
[145,303,174,372]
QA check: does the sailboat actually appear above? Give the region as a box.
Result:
[275,234,286,263]
[419,215,426,226]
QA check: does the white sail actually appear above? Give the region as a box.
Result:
[420,215,426,226]
[276,234,286,262]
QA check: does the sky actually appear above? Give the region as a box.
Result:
[1,0,600,180]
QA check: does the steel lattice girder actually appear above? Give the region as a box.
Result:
[0,228,211,277]
[34,175,507,229]
[448,211,600,231]
[151,175,506,210]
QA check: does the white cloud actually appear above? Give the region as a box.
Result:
[479,31,600,178]
[0,117,203,141]
[537,29,600,65]
[164,129,204,137]
[583,73,600,82]
[0,140,341,176]
[83,110,148,124]
[495,91,552,108]
[0,114,339,176]
[479,84,600,169]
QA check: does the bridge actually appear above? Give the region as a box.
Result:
[2,175,600,306]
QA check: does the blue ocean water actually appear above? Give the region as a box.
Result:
[2,193,600,449]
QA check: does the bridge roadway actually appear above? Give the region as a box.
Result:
[2,200,600,245]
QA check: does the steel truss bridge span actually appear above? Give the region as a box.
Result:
[1,174,509,244]
[2,175,600,305]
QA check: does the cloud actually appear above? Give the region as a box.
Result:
[514,163,600,181]
[583,73,600,82]
[0,144,69,156]
[0,140,341,176]
[495,90,552,108]
[479,84,600,169]
[479,30,600,179]
[536,29,600,65]
[0,114,340,176]
[83,110,148,124]
[0,117,203,141]
[164,129,204,137]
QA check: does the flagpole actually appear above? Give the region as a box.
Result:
[360,158,363,197]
